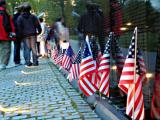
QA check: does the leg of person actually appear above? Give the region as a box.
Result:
[30,36,38,66]
[0,41,11,69]
[40,40,46,57]
[14,40,21,64]
[23,37,32,66]
[36,42,40,56]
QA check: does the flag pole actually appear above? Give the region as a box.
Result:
[132,27,138,120]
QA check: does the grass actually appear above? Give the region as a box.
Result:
[71,99,77,110]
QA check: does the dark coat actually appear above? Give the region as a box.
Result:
[78,10,102,36]
[78,9,105,53]
[17,12,41,38]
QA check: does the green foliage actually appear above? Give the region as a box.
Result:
[6,0,110,30]
[6,0,62,25]
[65,1,74,28]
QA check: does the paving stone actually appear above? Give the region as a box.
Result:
[12,115,27,120]
[84,118,101,120]
[31,113,46,117]
[78,109,93,113]
[0,60,100,119]
[47,117,63,120]
[37,115,53,119]
[24,118,36,120]
[65,115,81,119]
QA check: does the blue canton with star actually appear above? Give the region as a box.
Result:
[66,46,74,57]
[83,41,92,59]
[104,37,111,54]
[73,49,81,64]
[127,30,142,75]
[89,37,98,60]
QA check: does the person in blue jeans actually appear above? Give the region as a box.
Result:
[17,2,41,67]
[13,5,23,65]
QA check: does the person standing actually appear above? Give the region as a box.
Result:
[54,17,69,53]
[13,5,23,65]
[0,0,15,71]
[17,2,41,67]
[78,2,105,55]
[37,18,47,57]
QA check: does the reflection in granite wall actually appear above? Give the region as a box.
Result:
[119,0,160,52]
[108,0,160,119]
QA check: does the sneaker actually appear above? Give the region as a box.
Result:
[25,63,32,68]
[32,63,39,66]
[15,63,22,66]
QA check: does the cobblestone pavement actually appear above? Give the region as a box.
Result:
[0,59,100,120]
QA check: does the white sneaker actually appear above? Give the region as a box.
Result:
[25,65,32,68]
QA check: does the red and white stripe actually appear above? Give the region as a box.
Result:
[118,58,134,93]
[119,58,145,120]
[98,54,110,97]
[79,56,96,78]
[138,54,147,83]
[78,36,97,96]
[62,54,72,71]
[54,54,63,66]
[69,63,80,82]
[78,55,97,96]
[91,70,99,90]
[79,75,97,96]
[51,47,58,59]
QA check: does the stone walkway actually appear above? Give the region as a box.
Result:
[0,59,100,120]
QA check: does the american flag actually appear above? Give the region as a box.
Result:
[118,27,145,120]
[98,38,111,97]
[89,37,98,61]
[95,51,103,88]
[54,49,63,66]
[69,49,81,82]
[151,43,160,119]
[89,39,99,88]
[78,36,97,96]
[51,46,58,61]
[62,45,75,71]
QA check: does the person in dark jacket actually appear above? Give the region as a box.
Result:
[17,2,41,67]
[78,2,105,55]
[13,5,23,65]
[0,0,15,71]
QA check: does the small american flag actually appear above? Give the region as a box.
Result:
[118,27,145,120]
[54,49,63,66]
[98,38,111,97]
[78,36,97,96]
[51,46,58,61]
[62,45,75,71]
[89,39,99,88]
[69,49,81,82]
